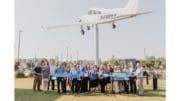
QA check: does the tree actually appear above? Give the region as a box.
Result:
[145,56,156,68]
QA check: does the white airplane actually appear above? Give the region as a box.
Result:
[43,0,151,35]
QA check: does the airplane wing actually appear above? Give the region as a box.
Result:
[42,11,151,30]
[97,11,152,24]
[42,22,83,30]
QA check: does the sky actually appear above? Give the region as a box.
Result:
[15,0,165,61]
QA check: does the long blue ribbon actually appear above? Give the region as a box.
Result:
[52,72,129,80]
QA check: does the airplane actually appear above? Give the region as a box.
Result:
[42,0,151,35]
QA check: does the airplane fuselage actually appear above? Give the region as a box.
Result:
[80,8,137,25]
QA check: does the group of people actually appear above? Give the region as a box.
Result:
[33,59,158,96]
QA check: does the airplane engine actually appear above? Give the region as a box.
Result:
[81,29,85,35]
[87,25,90,30]
[81,25,85,35]
[112,23,116,29]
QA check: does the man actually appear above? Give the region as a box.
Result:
[129,62,137,94]
[80,64,89,92]
[70,64,81,94]
[135,61,144,96]
[143,66,149,85]
[48,59,56,91]
[54,62,66,93]
[123,64,130,94]
[33,62,42,91]
[150,67,158,90]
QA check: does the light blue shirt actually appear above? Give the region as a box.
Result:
[123,67,130,77]
[70,67,80,79]
[135,67,144,78]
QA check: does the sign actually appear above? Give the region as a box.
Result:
[111,72,129,80]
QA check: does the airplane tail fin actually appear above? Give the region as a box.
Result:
[124,0,139,14]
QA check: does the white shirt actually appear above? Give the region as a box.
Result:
[129,67,136,77]
[50,65,56,74]
[123,67,130,77]
[135,67,144,78]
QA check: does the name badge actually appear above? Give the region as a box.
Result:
[51,76,56,80]
[84,73,88,77]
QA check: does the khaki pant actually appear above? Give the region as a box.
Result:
[137,78,144,95]
[113,81,119,93]
[33,75,42,90]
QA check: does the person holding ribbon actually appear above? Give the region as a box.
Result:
[54,62,66,93]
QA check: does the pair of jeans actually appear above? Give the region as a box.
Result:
[48,75,55,90]
[129,77,137,94]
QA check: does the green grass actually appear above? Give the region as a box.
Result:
[15,89,60,101]
[15,78,165,101]
[15,88,165,101]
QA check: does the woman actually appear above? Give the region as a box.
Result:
[41,59,50,93]
[113,66,120,93]
[48,59,56,91]
[98,65,105,93]
[89,65,98,92]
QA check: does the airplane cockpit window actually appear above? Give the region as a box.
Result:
[88,10,101,15]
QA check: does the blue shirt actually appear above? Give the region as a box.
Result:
[54,66,65,77]
[89,70,98,80]
[70,67,81,79]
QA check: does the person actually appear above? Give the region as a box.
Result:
[113,66,120,93]
[135,61,144,96]
[104,65,111,92]
[143,66,149,85]
[129,62,137,94]
[32,62,42,91]
[41,59,50,93]
[89,65,98,92]
[80,64,89,92]
[15,61,20,71]
[55,62,66,93]
[118,65,125,92]
[70,64,80,94]
[98,65,105,93]
[48,59,56,91]
[123,64,130,94]
[66,63,71,90]
[150,67,158,90]
[65,63,71,90]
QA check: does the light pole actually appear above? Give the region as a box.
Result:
[76,50,79,62]
[66,46,69,62]
[144,48,146,60]
[17,30,23,62]
[61,53,63,62]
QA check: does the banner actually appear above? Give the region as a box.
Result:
[52,72,129,80]
[111,72,129,80]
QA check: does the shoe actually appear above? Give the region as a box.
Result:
[37,89,42,91]
[138,94,145,96]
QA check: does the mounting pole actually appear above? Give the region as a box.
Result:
[95,24,99,66]
[17,30,22,62]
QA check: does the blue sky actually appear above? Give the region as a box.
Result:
[15,0,165,60]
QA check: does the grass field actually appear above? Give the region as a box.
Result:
[15,78,165,101]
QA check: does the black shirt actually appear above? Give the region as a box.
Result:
[34,66,42,74]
